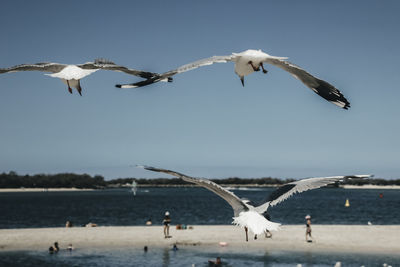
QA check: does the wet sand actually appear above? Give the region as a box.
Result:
[0,225,399,254]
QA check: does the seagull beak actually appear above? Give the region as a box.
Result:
[240,76,244,87]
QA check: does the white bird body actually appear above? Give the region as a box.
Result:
[234,50,267,77]
[117,49,350,109]
[140,166,372,240]
[47,65,98,80]
[232,49,287,78]
[233,210,280,234]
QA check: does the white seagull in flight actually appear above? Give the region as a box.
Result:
[117,49,350,109]
[140,166,371,241]
[0,59,158,95]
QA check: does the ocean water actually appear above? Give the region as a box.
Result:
[0,247,399,267]
[0,187,399,229]
[1,188,399,266]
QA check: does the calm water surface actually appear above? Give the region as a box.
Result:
[0,187,399,228]
[0,247,399,267]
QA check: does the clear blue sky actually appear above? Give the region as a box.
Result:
[1,1,399,179]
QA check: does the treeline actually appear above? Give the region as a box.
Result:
[1,171,400,188]
[0,171,106,189]
[344,178,400,186]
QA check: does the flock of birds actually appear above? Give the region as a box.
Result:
[1,49,367,241]
[1,49,350,109]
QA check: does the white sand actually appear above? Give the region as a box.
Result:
[0,225,399,254]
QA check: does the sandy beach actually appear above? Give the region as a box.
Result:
[1,225,399,255]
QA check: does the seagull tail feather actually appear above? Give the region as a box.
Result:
[233,211,280,235]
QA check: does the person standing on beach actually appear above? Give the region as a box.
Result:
[305,215,312,242]
[163,211,171,238]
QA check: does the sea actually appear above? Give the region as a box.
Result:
[0,187,399,266]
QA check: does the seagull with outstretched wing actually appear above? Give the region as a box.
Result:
[117,49,350,109]
[140,165,372,241]
[0,59,158,95]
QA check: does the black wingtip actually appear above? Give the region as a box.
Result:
[313,79,351,110]
[240,77,244,87]
[115,84,122,88]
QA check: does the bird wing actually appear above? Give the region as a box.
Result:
[263,57,350,109]
[140,166,248,216]
[254,174,372,213]
[79,59,158,79]
[116,55,235,88]
[0,62,67,74]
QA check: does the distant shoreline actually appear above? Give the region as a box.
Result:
[341,184,400,190]
[1,184,399,192]
[0,188,94,192]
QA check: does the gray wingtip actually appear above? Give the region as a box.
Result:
[343,174,374,180]
[136,165,147,169]
[94,58,115,65]
[137,165,159,172]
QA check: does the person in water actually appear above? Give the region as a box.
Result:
[305,215,312,242]
[208,256,222,266]
[163,211,171,238]
[53,242,59,252]
[49,242,59,253]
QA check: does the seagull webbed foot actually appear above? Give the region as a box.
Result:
[260,63,268,74]
[68,87,73,94]
[248,61,260,71]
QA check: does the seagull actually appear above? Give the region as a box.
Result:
[0,59,158,95]
[140,166,371,241]
[116,49,350,109]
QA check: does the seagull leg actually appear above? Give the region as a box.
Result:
[245,227,248,242]
[240,76,245,87]
[76,80,83,96]
[66,80,72,94]
[248,61,260,71]
[260,63,268,74]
